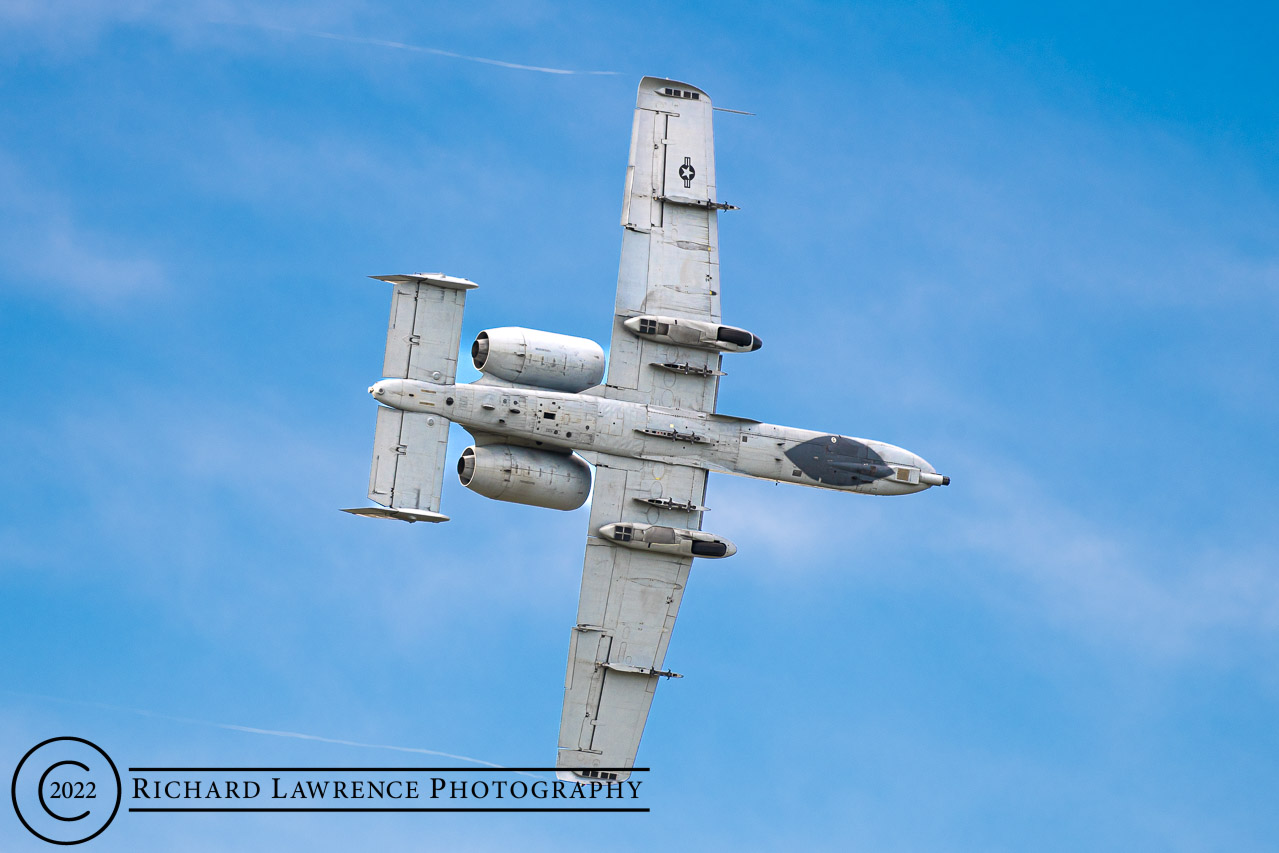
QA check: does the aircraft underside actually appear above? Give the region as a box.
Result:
[368,376,947,498]
[343,76,947,783]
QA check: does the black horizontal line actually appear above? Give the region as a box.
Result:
[130,807,648,813]
[127,767,648,773]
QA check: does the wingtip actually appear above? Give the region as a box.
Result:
[639,76,711,105]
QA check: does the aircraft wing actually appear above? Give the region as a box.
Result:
[556,454,708,782]
[603,77,727,414]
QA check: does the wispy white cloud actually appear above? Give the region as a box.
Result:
[710,475,889,570]
[740,78,1279,335]
[704,455,1279,661]
[0,0,360,51]
[0,0,164,48]
[0,382,587,661]
[943,465,1279,658]
[0,2,619,76]
[0,155,166,302]
[4,691,546,777]
[221,21,619,76]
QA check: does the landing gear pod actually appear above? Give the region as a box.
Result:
[623,315,762,353]
[598,522,737,558]
[457,445,591,510]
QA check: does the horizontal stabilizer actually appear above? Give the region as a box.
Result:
[356,401,451,523]
[373,272,477,383]
[370,273,477,291]
[341,506,449,523]
[347,272,475,523]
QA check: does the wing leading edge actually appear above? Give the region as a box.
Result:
[556,455,708,782]
[604,77,726,414]
[558,78,725,783]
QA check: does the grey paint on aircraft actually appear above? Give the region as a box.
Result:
[784,435,892,486]
[346,77,948,787]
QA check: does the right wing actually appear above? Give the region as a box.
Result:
[557,454,708,782]
[603,77,728,414]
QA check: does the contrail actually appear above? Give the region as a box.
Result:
[219,21,620,76]
[6,691,548,779]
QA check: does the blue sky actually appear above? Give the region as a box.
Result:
[2,1,1277,850]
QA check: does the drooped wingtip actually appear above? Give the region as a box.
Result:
[555,767,631,784]
[639,76,710,106]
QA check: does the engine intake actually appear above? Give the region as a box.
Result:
[457,445,591,511]
[471,327,605,393]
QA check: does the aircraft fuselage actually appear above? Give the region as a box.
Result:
[369,378,947,496]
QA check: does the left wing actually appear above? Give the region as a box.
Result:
[603,77,728,414]
[556,454,708,782]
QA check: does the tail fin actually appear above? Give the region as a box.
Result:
[342,273,478,524]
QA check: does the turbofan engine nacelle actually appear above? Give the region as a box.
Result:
[471,327,605,393]
[457,445,591,511]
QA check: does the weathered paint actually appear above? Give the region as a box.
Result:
[369,378,937,496]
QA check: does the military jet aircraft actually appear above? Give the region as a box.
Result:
[344,76,948,784]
